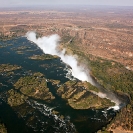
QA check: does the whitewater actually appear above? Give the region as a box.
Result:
[26,31,122,110]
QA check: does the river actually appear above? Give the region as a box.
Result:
[0,37,121,133]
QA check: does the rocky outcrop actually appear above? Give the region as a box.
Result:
[7,89,28,106]
[108,104,133,132]
[57,80,114,109]
[0,64,21,73]
[13,72,55,102]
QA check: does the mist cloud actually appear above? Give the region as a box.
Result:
[26,31,94,83]
[26,31,122,110]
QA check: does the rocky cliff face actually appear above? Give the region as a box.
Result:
[108,104,133,132]
[57,80,115,109]
[58,28,133,71]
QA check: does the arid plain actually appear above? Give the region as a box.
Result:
[0,6,133,71]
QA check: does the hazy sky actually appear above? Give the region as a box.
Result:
[1,0,133,7]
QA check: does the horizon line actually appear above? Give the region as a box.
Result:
[1,4,133,8]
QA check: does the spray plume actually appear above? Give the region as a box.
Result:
[26,31,121,110]
[26,31,94,84]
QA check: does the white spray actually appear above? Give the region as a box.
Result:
[26,31,121,110]
[26,31,94,84]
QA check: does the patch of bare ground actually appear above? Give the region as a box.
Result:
[111,128,133,133]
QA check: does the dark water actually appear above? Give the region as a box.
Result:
[0,37,116,133]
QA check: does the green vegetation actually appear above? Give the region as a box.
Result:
[61,35,74,44]
[14,72,55,101]
[0,34,17,41]
[16,51,23,54]
[62,34,133,131]
[0,64,21,72]
[97,130,111,133]
[57,81,114,109]
[28,54,59,60]
[83,81,99,93]
[11,46,32,54]
[16,46,30,50]
[7,72,56,106]
[7,89,28,106]
[64,37,133,103]
[49,79,60,86]
[0,123,7,133]
[89,58,133,102]
[33,72,44,77]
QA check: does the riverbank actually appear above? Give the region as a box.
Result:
[62,35,133,132]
